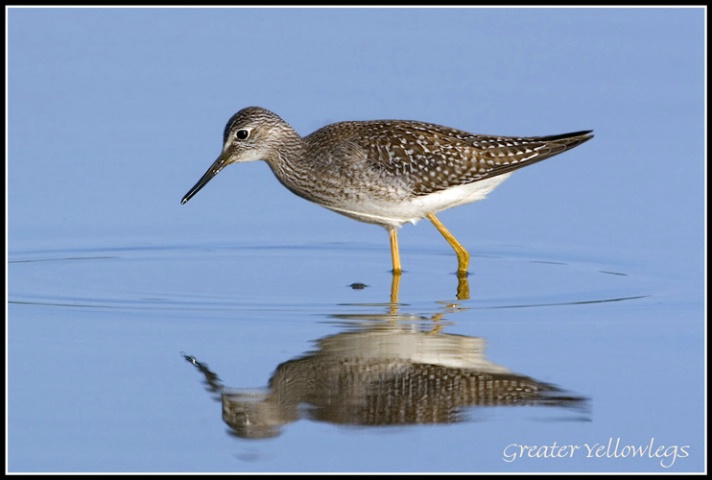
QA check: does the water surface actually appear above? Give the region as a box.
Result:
[8,240,703,472]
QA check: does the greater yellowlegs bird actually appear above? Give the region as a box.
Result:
[181,107,593,276]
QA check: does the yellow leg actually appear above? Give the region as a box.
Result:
[388,228,402,307]
[389,270,401,308]
[456,275,470,301]
[388,227,402,275]
[426,212,470,276]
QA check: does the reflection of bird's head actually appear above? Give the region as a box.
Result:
[221,390,297,440]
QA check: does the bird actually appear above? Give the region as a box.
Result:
[181,107,593,277]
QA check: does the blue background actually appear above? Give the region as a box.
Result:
[7,7,705,473]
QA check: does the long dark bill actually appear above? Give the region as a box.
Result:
[181,152,229,205]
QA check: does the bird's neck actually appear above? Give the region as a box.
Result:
[264,134,313,194]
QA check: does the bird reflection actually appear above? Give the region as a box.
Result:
[185,302,587,440]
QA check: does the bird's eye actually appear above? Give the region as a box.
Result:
[235,129,250,140]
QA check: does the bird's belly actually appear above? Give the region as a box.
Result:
[321,173,513,228]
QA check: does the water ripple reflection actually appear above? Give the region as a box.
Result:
[8,242,653,312]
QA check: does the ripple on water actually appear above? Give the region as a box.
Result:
[7,241,655,313]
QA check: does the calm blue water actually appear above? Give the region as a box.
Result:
[7,240,702,472]
[7,6,705,474]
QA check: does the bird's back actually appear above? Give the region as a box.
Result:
[305,120,593,196]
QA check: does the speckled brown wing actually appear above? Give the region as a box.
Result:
[329,121,593,196]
